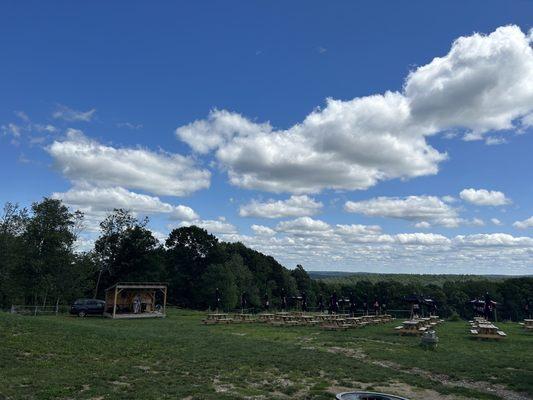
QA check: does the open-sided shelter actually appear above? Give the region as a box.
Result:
[104,282,167,319]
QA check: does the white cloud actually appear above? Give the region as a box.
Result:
[52,186,199,221]
[442,195,458,203]
[225,221,533,274]
[117,122,143,130]
[405,26,533,142]
[52,104,96,122]
[276,217,331,234]
[251,224,276,236]
[345,195,461,227]
[335,224,382,236]
[239,195,322,218]
[471,218,485,227]
[395,233,451,246]
[453,233,533,247]
[1,123,22,137]
[33,124,57,133]
[513,216,533,229]
[47,130,210,197]
[491,218,503,226]
[176,26,533,194]
[459,188,511,206]
[14,111,30,122]
[180,218,237,235]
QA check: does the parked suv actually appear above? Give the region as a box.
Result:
[70,299,105,317]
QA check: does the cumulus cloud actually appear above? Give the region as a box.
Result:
[251,224,276,236]
[47,130,210,197]
[176,26,533,194]
[52,186,199,221]
[53,104,96,122]
[239,195,322,218]
[179,218,237,234]
[459,188,511,206]
[220,219,533,274]
[513,216,533,229]
[395,233,451,246]
[276,217,331,234]
[491,218,503,226]
[453,233,533,247]
[344,195,461,227]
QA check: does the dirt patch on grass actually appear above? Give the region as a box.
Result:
[375,382,469,400]
[321,345,531,400]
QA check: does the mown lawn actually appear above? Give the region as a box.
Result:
[0,310,531,400]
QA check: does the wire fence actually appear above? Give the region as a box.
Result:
[10,305,70,316]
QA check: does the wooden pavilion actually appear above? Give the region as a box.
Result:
[104,282,167,319]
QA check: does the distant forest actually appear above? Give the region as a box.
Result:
[310,272,516,286]
[1,198,531,321]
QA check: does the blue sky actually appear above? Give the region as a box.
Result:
[1,2,532,274]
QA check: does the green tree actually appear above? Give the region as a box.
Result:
[20,198,83,306]
[94,209,163,297]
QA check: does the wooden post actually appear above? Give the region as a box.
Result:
[163,287,167,317]
[112,286,118,319]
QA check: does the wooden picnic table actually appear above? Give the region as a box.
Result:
[394,320,427,335]
[471,323,506,339]
[520,319,533,330]
[203,313,233,324]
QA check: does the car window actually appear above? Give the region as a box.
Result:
[74,299,86,305]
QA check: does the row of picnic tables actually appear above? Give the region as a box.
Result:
[202,311,394,330]
[394,315,443,336]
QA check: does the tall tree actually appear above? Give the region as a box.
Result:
[94,209,162,296]
[165,226,220,306]
[20,198,82,305]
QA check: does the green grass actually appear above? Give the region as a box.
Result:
[0,310,531,400]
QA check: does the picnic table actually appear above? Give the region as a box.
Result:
[321,317,350,331]
[394,320,427,335]
[519,319,533,330]
[470,323,506,339]
[232,313,256,323]
[257,313,275,322]
[202,313,233,324]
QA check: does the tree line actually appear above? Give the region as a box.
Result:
[0,198,531,320]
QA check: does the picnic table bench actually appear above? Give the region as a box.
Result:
[202,313,233,324]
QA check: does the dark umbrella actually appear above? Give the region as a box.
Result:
[470,298,485,317]
[241,292,247,312]
[215,287,221,311]
[373,298,380,315]
[264,292,270,311]
[281,289,287,311]
[318,294,325,313]
[405,294,421,319]
[330,292,339,314]
[423,298,437,316]
[301,291,308,312]
[349,292,357,316]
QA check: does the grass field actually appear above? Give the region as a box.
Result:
[1,310,532,400]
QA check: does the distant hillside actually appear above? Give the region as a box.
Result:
[309,271,517,286]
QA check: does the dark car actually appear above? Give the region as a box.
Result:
[70,299,105,317]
